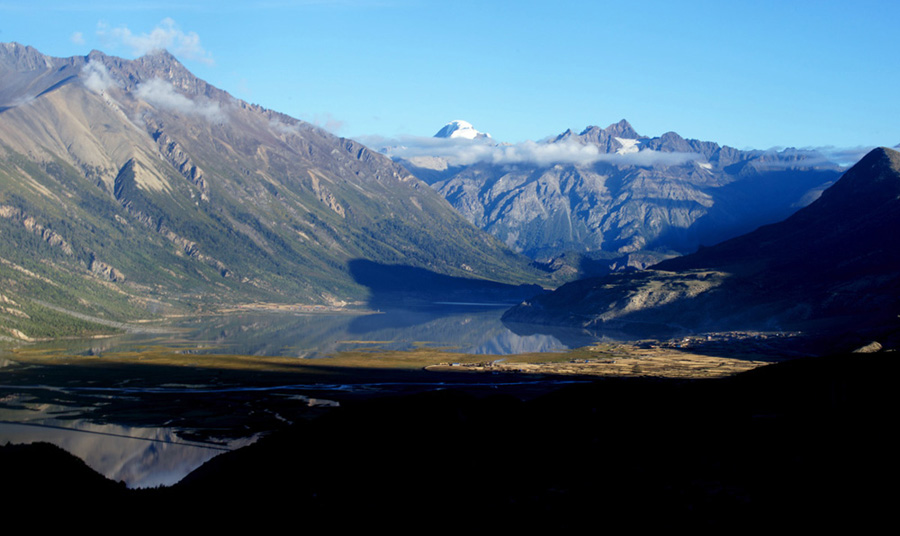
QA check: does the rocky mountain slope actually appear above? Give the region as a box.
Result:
[0,43,541,339]
[394,120,843,273]
[503,147,900,337]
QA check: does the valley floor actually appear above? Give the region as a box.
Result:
[427,332,800,379]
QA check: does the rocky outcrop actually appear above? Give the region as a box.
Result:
[88,255,125,282]
[307,170,345,217]
[148,120,209,201]
[0,293,28,319]
[0,204,74,255]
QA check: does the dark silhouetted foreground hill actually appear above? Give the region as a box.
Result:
[3,349,897,530]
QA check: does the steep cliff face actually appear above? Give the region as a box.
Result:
[0,43,541,337]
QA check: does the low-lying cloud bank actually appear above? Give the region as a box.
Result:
[747,146,882,169]
[800,146,880,167]
[364,135,702,168]
[360,133,884,170]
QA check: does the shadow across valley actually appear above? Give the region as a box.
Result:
[347,259,544,312]
[501,318,663,348]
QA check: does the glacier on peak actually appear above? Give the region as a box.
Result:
[434,120,491,140]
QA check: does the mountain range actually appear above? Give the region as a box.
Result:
[391,120,844,275]
[2,41,891,345]
[503,146,900,342]
[0,43,541,339]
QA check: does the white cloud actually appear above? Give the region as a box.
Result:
[270,119,297,136]
[71,32,85,45]
[135,78,225,123]
[269,118,308,137]
[369,135,701,168]
[308,112,345,135]
[97,18,213,65]
[81,60,117,93]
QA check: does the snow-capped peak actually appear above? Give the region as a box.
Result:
[434,120,491,140]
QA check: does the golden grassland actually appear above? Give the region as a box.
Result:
[427,342,773,379]
[3,339,773,381]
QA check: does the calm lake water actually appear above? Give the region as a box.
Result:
[24,303,601,358]
[1,304,605,487]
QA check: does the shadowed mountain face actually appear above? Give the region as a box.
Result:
[395,120,842,273]
[503,147,900,337]
[0,43,542,337]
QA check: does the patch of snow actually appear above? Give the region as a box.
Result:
[614,137,640,155]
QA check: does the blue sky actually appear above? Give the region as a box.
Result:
[2,1,898,152]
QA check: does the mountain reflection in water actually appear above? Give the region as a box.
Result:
[30,305,585,358]
[0,419,251,488]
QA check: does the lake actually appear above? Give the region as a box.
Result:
[22,302,595,357]
[0,304,606,487]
